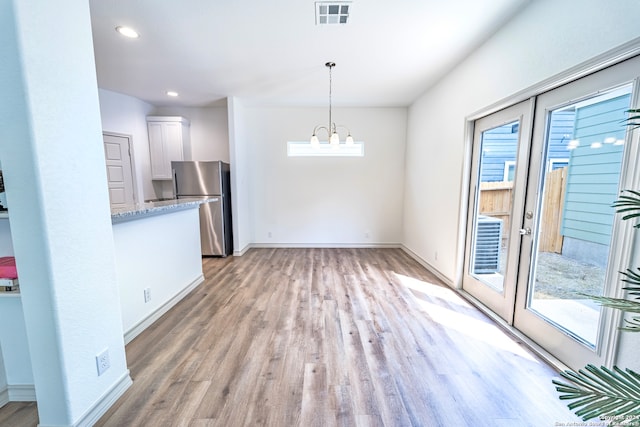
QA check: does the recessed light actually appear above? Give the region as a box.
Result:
[166,91,179,97]
[115,26,139,39]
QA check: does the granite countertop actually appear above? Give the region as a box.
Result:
[111,197,218,223]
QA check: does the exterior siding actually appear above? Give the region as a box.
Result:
[479,111,574,182]
[560,93,630,245]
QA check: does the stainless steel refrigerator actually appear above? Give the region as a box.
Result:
[172,161,233,256]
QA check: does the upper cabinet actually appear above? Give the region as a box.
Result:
[147,116,191,180]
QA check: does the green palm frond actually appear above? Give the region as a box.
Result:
[581,295,640,332]
[613,190,640,228]
[621,316,640,332]
[624,109,640,129]
[553,365,640,422]
[622,268,640,297]
[587,295,640,314]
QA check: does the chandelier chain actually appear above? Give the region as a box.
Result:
[328,63,333,133]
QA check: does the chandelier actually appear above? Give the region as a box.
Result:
[310,62,354,147]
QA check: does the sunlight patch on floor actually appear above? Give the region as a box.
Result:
[395,273,538,362]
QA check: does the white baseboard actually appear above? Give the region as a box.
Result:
[400,245,454,288]
[233,244,251,256]
[8,384,36,401]
[59,371,131,427]
[7,373,132,426]
[0,383,37,408]
[248,242,402,249]
[0,385,7,408]
[123,274,205,344]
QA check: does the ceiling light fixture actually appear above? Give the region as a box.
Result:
[311,62,353,147]
[166,91,179,97]
[115,26,139,39]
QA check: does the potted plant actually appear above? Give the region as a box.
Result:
[553,110,640,424]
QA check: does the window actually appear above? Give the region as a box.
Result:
[548,158,569,171]
[503,160,515,181]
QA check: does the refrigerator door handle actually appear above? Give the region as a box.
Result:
[172,168,178,198]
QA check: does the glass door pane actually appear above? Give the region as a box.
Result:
[526,85,632,347]
[469,121,520,293]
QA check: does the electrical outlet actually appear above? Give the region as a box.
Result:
[435,251,438,261]
[267,231,272,238]
[364,230,370,238]
[96,348,110,376]
[144,287,151,303]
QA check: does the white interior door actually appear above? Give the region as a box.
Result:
[103,133,136,207]
[513,57,640,369]
[462,100,534,322]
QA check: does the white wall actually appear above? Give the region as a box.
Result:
[0,297,33,394]
[152,106,230,162]
[403,0,640,368]
[112,208,203,340]
[99,89,155,201]
[241,106,407,246]
[0,347,6,403]
[403,0,640,283]
[0,0,130,424]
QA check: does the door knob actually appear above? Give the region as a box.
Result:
[519,227,532,235]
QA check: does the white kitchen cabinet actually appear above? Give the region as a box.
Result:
[147,116,191,180]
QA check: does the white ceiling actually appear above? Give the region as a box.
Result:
[89,0,530,108]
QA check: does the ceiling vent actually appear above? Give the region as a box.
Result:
[315,2,351,25]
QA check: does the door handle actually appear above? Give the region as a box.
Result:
[519,227,532,235]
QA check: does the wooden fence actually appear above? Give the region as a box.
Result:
[479,166,567,253]
[538,167,567,253]
[478,181,513,241]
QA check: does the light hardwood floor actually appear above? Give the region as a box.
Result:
[0,248,579,426]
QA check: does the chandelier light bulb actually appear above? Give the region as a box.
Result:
[330,132,340,146]
[310,135,320,147]
[345,135,354,145]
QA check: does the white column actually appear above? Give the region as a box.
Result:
[227,97,253,253]
[0,0,130,425]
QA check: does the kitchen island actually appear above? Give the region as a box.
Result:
[0,198,213,406]
[112,197,215,343]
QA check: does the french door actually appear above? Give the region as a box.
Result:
[463,56,640,369]
[463,100,534,322]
